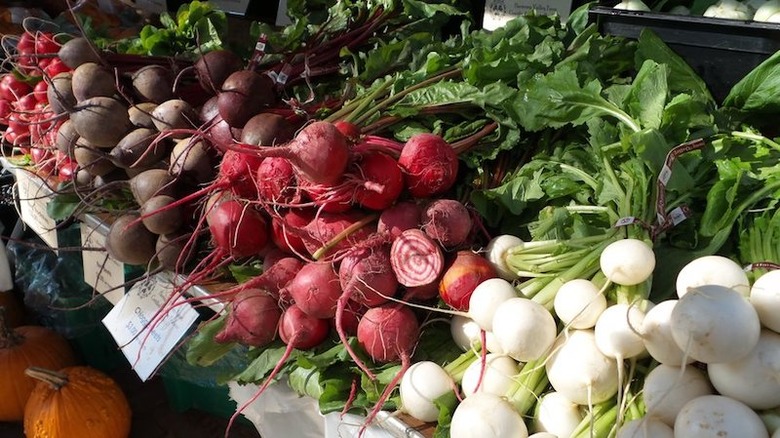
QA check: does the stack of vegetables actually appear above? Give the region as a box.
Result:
[4,0,780,437]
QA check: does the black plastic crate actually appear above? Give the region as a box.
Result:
[589,6,780,102]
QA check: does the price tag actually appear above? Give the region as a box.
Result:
[210,0,250,14]
[102,273,199,381]
[483,0,573,30]
[80,223,126,305]
[16,170,58,249]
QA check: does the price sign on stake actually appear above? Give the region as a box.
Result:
[16,170,58,249]
[102,273,199,381]
[80,223,126,305]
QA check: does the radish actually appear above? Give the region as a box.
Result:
[749,270,780,332]
[227,304,329,438]
[533,392,584,438]
[676,255,750,297]
[616,418,674,438]
[226,120,350,185]
[708,329,780,410]
[352,151,404,210]
[399,361,455,423]
[335,245,398,379]
[492,297,557,362]
[449,392,528,438]
[461,353,520,397]
[390,229,444,288]
[641,300,692,366]
[256,157,298,204]
[421,199,473,248]
[674,395,769,438]
[553,279,607,330]
[213,289,281,347]
[439,251,498,311]
[599,238,655,286]
[377,201,421,238]
[671,284,760,364]
[356,305,419,434]
[467,278,517,331]
[485,234,524,281]
[642,364,713,426]
[207,199,269,259]
[286,262,342,319]
[546,330,619,405]
[398,133,459,198]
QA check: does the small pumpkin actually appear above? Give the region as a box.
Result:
[24,366,132,438]
[0,307,78,421]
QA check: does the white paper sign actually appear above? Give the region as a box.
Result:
[102,273,200,381]
[80,223,126,305]
[16,170,58,249]
[483,0,573,30]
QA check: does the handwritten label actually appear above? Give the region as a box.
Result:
[102,273,199,381]
[80,223,126,305]
[483,0,573,30]
[16,170,58,249]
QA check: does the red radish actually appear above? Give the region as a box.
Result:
[439,251,498,311]
[356,304,420,434]
[43,58,70,77]
[256,157,298,204]
[214,289,281,347]
[301,211,375,259]
[421,199,473,248]
[271,209,314,255]
[224,121,350,185]
[336,246,399,378]
[352,152,404,211]
[227,304,329,438]
[0,74,31,101]
[334,120,361,141]
[300,179,353,213]
[285,262,342,319]
[35,32,60,54]
[390,229,444,287]
[33,81,48,103]
[207,199,269,259]
[398,133,458,198]
[377,201,421,238]
[57,159,78,182]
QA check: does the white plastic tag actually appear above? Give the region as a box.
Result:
[102,273,199,381]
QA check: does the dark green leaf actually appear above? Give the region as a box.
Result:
[46,192,79,221]
[723,49,780,116]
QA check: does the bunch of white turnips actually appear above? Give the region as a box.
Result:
[396,235,780,438]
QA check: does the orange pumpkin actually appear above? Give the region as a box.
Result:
[24,366,132,438]
[0,308,78,421]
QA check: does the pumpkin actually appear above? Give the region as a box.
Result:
[0,308,78,421]
[24,366,132,438]
[0,293,24,327]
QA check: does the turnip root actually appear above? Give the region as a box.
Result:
[617,418,674,438]
[421,199,473,248]
[214,288,281,347]
[390,229,444,288]
[439,251,498,311]
[461,353,519,397]
[674,395,769,438]
[399,361,455,423]
[450,392,528,438]
[553,279,607,330]
[492,297,557,362]
[641,300,691,366]
[676,255,750,297]
[670,284,760,364]
[485,234,524,281]
[750,270,780,332]
[643,364,713,426]
[398,133,459,198]
[599,238,655,286]
[533,392,583,438]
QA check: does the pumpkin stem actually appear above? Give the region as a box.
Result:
[25,367,69,390]
[0,306,22,348]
